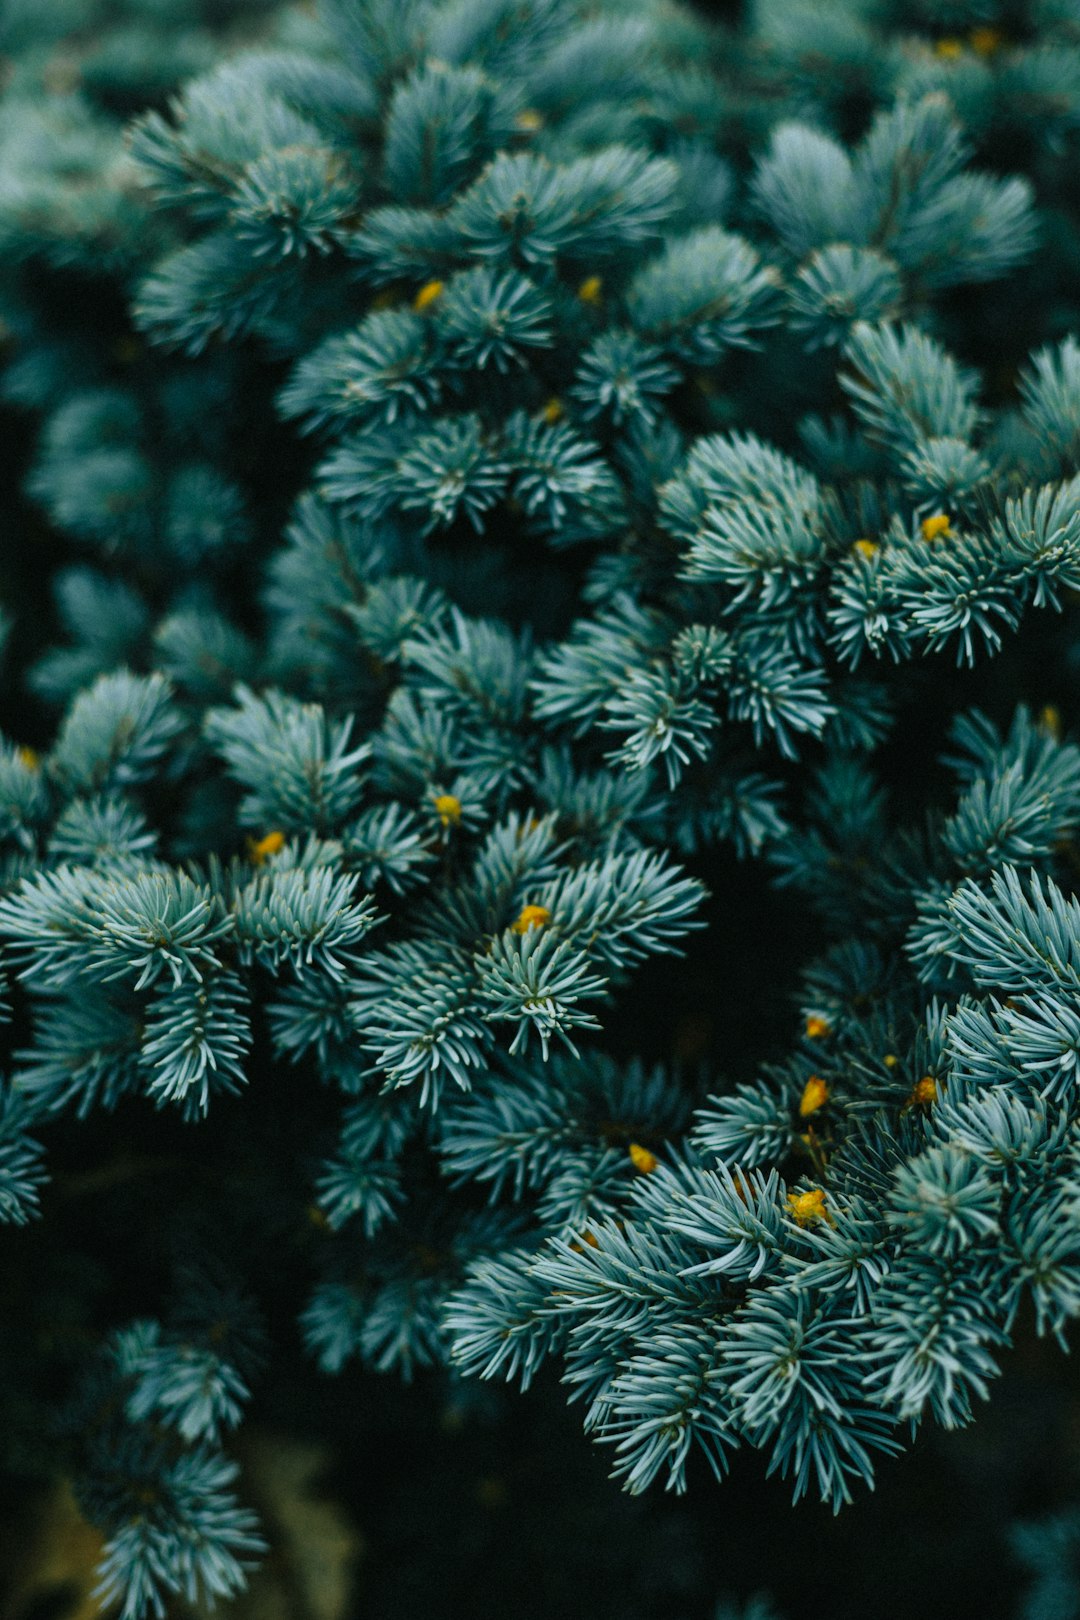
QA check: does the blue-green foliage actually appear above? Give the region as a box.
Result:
[8,0,1080,1615]
[69,1267,266,1619]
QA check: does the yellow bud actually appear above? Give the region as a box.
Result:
[433,793,463,827]
[921,512,952,542]
[934,37,964,59]
[1039,705,1063,740]
[514,109,544,131]
[970,26,1003,55]
[805,1015,831,1040]
[511,903,551,934]
[413,279,445,313]
[249,830,286,864]
[628,1141,659,1174]
[883,1053,899,1068]
[307,1204,330,1229]
[910,1075,938,1107]
[570,1229,601,1252]
[577,275,603,305]
[799,1076,830,1118]
[15,746,39,770]
[852,538,878,559]
[542,397,564,424]
[787,1187,829,1226]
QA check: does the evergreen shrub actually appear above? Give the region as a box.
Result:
[7,1,1080,1614]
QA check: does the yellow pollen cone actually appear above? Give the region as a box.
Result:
[413,279,445,313]
[512,903,550,934]
[434,793,462,826]
[799,1076,830,1118]
[970,26,1003,55]
[910,1075,938,1106]
[1039,705,1063,740]
[787,1187,829,1226]
[249,830,286,864]
[628,1142,659,1173]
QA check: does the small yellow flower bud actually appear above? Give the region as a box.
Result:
[569,1224,605,1250]
[578,275,603,305]
[787,1186,829,1226]
[249,830,286,864]
[934,37,964,59]
[921,512,952,542]
[970,26,1003,55]
[433,793,463,827]
[910,1075,938,1107]
[883,1053,899,1068]
[413,279,445,313]
[1039,705,1063,740]
[514,109,544,131]
[511,903,551,934]
[799,1076,830,1118]
[15,746,39,770]
[731,1171,753,1205]
[542,397,564,424]
[628,1141,659,1174]
[805,1015,831,1040]
[852,538,879,559]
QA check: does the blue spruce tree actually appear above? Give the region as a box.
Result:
[7,1,1080,1616]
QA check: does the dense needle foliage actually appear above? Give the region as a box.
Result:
[9,1,1080,1616]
